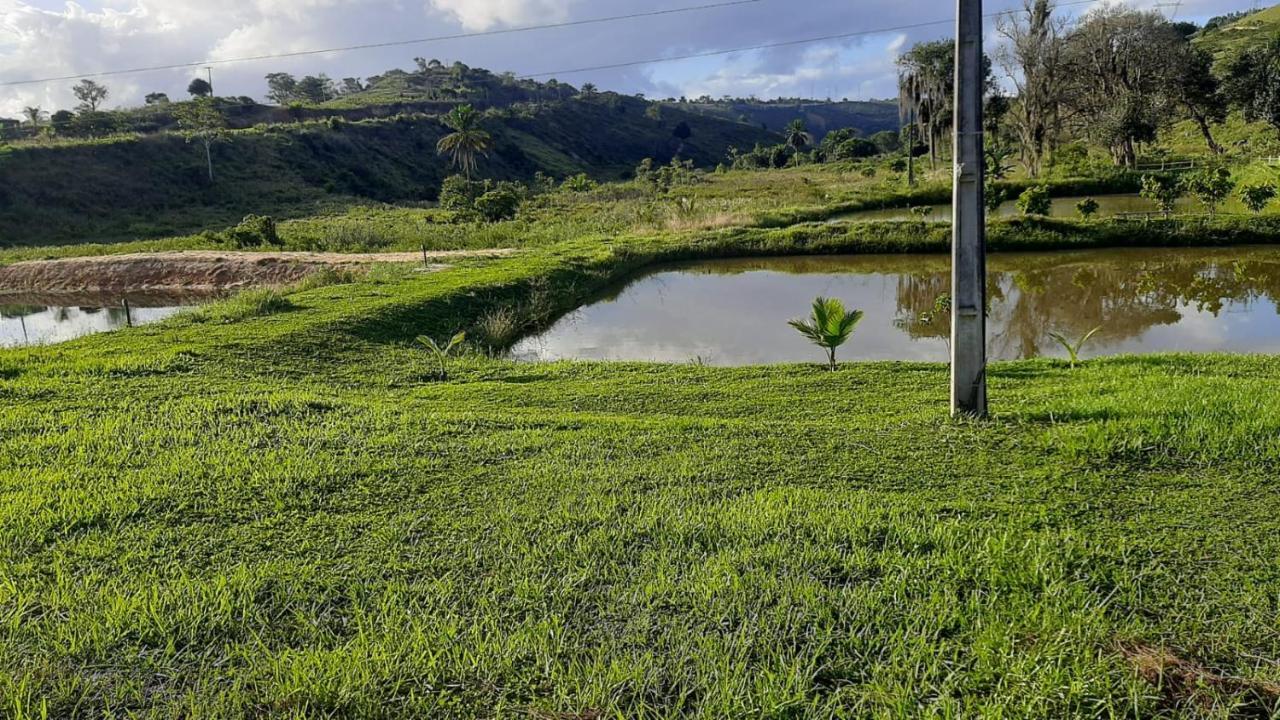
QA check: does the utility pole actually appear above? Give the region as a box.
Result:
[205,67,214,96]
[951,0,988,417]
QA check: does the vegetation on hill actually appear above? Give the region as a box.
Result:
[0,97,776,247]
[1193,4,1280,59]
[670,98,900,140]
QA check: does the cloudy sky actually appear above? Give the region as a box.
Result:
[0,0,1253,117]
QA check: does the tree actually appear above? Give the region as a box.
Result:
[897,41,953,169]
[1140,174,1183,218]
[869,130,901,154]
[295,75,337,104]
[1058,7,1183,167]
[339,78,365,95]
[436,104,492,179]
[1223,35,1280,136]
[21,106,45,127]
[578,83,598,98]
[144,93,171,105]
[996,0,1066,177]
[672,121,692,141]
[1239,184,1277,214]
[187,78,213,98]
[174,97,227,183]
[784,119,812,152]
[265,73,299,105]
[1167,46,1226,154]
[49,110,75,133]
[72,79,109,112]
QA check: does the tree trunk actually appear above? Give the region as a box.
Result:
[1194,114,1224,155]
[204,140,214,183]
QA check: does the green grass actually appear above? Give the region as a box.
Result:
[2,226,1280,717]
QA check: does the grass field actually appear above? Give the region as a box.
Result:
[3,226,1280,717]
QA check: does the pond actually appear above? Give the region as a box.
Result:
[0,295,193,348]
[510,247,1280,365]
[837,194,1200,222]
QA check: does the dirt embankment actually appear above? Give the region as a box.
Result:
[0,249,512,303]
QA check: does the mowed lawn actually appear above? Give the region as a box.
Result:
[2,245,1280,717]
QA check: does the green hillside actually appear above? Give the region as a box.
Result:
[0,97,776,247]
[1194,4,1280,59]
[675,100,900,140]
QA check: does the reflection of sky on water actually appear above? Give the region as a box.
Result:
[0,305,188,348]
[512,248,1280,366]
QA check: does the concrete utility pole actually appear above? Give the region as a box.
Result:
[205,67,214,96]
[951,0,988,417]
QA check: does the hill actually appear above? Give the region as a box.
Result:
[672,100,900,140]
[0,96,777,247]
[1194,3,1280,59]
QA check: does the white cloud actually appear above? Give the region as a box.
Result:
[0,0,1254,118]
[427,0,575,31]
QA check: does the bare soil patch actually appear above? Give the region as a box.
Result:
[1121,641,1280,717]
[0,249,514,301]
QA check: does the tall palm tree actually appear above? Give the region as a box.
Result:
[784,119,812,152]
[22,106,45,127]
[436,104,492,179]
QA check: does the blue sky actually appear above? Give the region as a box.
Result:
[0,0,1259,116]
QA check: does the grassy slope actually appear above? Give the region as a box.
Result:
[2,224,1280,716]
[1194,4,1280,60]
[0,99,775,248]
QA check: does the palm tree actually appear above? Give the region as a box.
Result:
[22,106,45,127]
[437,104,492,179]
[784,119,812,152]
[789,297,865,371]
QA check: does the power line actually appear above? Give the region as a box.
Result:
[515,0,1101,79]
[0,0,768,88]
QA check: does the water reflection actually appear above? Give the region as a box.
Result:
[0,294,195,347]
[512,247,1280,365]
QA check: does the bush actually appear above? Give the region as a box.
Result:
[561,174,597,193]
[439,175,487,212]
[832,138,878,161]
[1016,186,1052,216]
[1076,198,1100,219]
[474,186,522,222]
[222,215,281,248]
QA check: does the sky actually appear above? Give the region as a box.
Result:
[0,0,1259,117]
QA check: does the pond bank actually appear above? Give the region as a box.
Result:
[0,248,515,298]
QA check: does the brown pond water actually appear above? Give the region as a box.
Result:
[511,247,1280,365]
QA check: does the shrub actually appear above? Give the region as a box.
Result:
[561,174,597,193]
[222,215,281,248]
[474,186,521,222]
[832,138,878,161]
[319,223,393,251]
[439,175,487,212]
[1076,198,1100,219]
[1016,185,1052,216]
[1184,167,1235,214]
